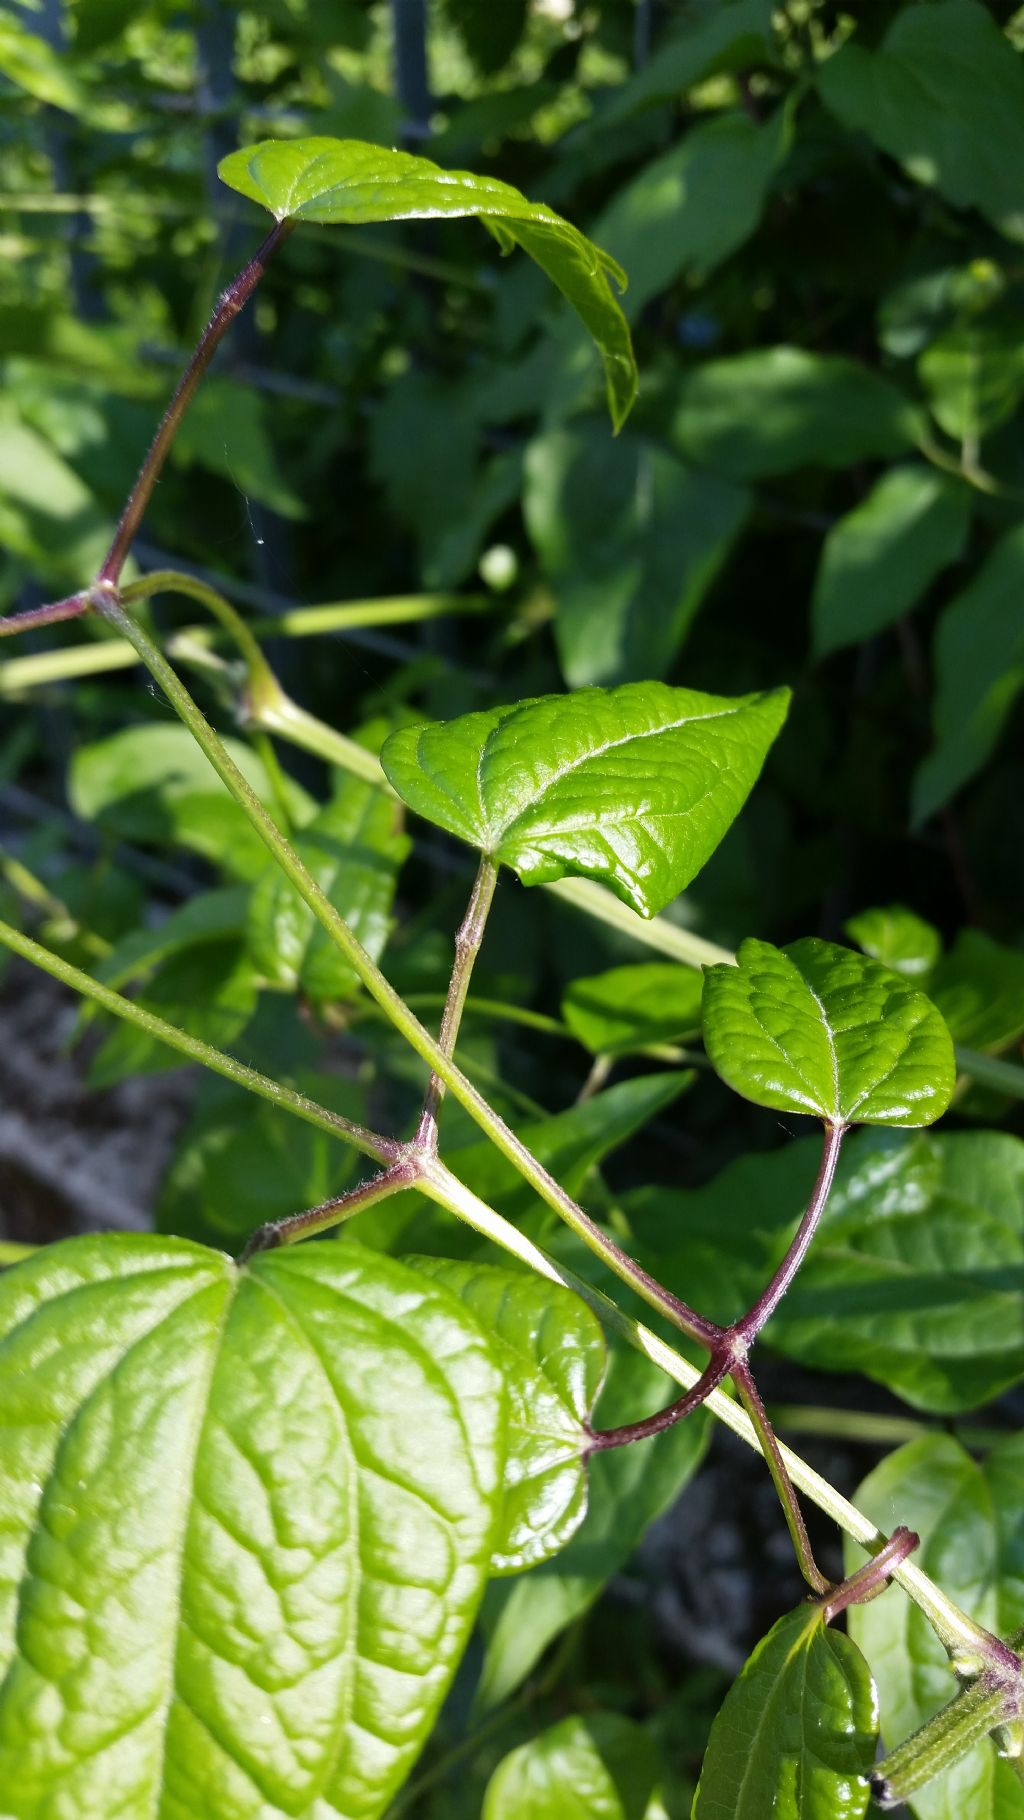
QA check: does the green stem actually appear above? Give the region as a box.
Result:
[416,855,499,1152]
[0,916,395,1165]
[256,694,394,788]
[872,1677,1014,1808]
[93,592,718,1347]
[238,1162,415,1260]
[418,1156,1007,1664]
[955,1044,1024,1099]
[119,570,278,708]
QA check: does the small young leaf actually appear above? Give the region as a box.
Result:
[380,682,790,919]
[247,769,410,1004]
[562,962,703,1057]
[408,1258,606,1573]
[849,1434,1024,1820]
[217,136,637,430]
[811,465,970,657]
[0,1235,504,1818]
[692,1604,879,1820]
[844,904,942,980]
[702,937,955,1126]
[484,1713,656,1820]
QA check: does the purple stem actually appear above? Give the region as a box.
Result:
[0,592,90,640]
[238,1157,417,1261]
[587,1351,732,1452]
[820,1527,920,1624]
[734,1122,845,1347]
[416,855,498,1153]
[98,219,293,586]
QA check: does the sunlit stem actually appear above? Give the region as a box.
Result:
[416,855,498,1153]
[587,1353,732,1452]
[119,570,279,709]
[0,916,395,1165]
[90,592,719,1347]
[98,222,293,585]
[872,1676,1019,1810]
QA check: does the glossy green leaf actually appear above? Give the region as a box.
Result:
[670,348,918,480]
[409,1258,606,1574]
[0,1234,504,1818]
[702,937,955,1126]
[562,962,704,1057]
[848,1434,1024,1820]
[818,0,1024,241]
[69,723,315,881]
[247,769,410,1004]
[380,682,789,919]
[811,466,970,656]
[929,930,1024,1053]
[692,1604,878,1820]
[217,137,636,430]
[483,1714,656,1820]
[844,905,942,980]
[157,1072,366,1249]
[475,1343,709,1711]
[912,525,1024,822]
[523,428,749,686]
[768,1129,1024,1413]
[918,321,1024,443]
[593,107,791,318]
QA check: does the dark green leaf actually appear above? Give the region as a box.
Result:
[88,938,260,1087]
[600,0,776,128]
[69,724,315,881]
[475,1343,709,1710]
[95,885,251,992]
[409,1258,606,1574]
[818,0,1024,241]
[912,525,1024,822]
[380,682,789,918]
[929,930,1024,1053]
[217,137,636,430]
[593,108,792,318]
[811,465,970,656]
[918,321,1024,443]
[0,1235,504,1817]
[692,1604,878,1820]
[484,1714,656,1820]
[849,1434,1024,1820]
[173,381,307,519]
[523,429,749,686]
[670,348,919,480]
[562,963,703,1057]
[702,937,955,1126]
[247,770,410,1003]
[442,0,527,75]
[844,904,942,980]
[156,1072,366,1249]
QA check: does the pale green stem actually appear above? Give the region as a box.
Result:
[256,694,394,789]
[93,592,718,1347]
[416,855,499,1151]
[0,916,395,1165]
[417,1156,1006,1663]
[119,570,278,709]
[955,1045,1024,1099]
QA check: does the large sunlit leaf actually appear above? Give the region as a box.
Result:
[702,937,955,1126]
[692,1604,878,1820]
[0,1235,505,1819]
[483,1714,656,1820]
[409,1258,606,1574]
[217,136,637,430]
[818,0,1024,241]
[669,348,919,480]
[247,769,410,1004]
[562,962,703,1057]
[380,682,789,918]
[811,465,970,657]
[475,1343,709,1711]
[912,524,1024,822]
[848,1434,1024,1820]
[523,427,749,686]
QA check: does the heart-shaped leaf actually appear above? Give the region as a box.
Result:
[408,1258,606,1573]
[849,1434,1024,1820]
[693,1604,879,1820]
[702,937,955,1126]
[380,682,789,919]
[0,1235,504,1818]
[218,136,636,430]
[562,962,704,1056]
[484,1713,656,1820]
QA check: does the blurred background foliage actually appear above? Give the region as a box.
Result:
[1,2,1024,1815]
